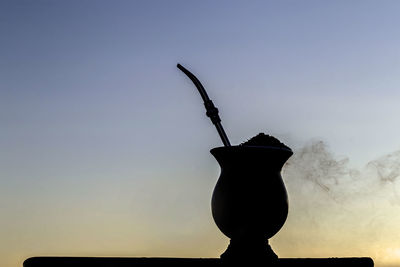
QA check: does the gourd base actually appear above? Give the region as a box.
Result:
[220,238,278,263]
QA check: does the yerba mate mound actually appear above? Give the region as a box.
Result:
[240,133,290,150]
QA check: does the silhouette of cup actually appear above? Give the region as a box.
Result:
[211,145,293,260]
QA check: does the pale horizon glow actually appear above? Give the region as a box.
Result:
[1,1,400,267]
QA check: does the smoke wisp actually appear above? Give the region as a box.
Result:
[283,140,400,204]
[274,140,400,265]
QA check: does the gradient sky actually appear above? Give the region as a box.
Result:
[1,1,400,267]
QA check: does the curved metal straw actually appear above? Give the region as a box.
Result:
[177,63,231,147]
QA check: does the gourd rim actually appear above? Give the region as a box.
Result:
[210,145,293,155]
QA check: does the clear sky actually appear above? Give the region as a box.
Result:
[1,1,400,267]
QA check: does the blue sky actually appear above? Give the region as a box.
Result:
[1,1,400,267]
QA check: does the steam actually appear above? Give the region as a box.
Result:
[367,150,400,184]
[367,150,400,204]
[284,141,350,193]
[282,140,400,204]
[275,140,400,264]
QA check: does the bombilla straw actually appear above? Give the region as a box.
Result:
[177,63,231,147]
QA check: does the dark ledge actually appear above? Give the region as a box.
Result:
[23,257,374,267]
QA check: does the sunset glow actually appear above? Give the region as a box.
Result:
[1,1,400,267]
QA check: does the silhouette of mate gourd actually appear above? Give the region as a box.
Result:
[211,134,292,261]
[177,64,292,262]
[19,65,374,267]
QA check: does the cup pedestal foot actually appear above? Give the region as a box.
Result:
[220,238,278,263]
